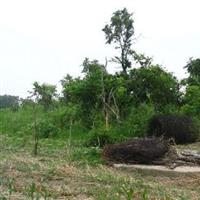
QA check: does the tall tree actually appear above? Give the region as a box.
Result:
[102,8,134,75]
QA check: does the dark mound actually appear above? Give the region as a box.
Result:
[102,137,169,164]
[148,115,199,144]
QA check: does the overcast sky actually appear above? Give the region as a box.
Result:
[0,0,199,98]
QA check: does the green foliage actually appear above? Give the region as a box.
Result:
[0,107,36,135]
[51,104,80,129]
[122,104,155,138]
[129,65,180,110]
[61,59,105,127]
[121,184,134,200]
[31,82,57,111]
[132,51,152,67]
[183,58,200,86]
[71,146,103,165]
[86,128,114,147]
[26,182,49,200]
[34,119,60,138]
[181,85,200,116]
[103,8,134,74]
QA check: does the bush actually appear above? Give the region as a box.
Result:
[86,129,114,147]
[38,119,60,138]
[122,104,155,138]
[27,119,60,139]
[147,115,199,144]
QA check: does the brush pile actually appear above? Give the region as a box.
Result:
[102,137,200,167]
[102,137,172,164]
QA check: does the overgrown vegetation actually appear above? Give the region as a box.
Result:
[0,7,200,199]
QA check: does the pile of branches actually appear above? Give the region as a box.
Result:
[102,137,200,167]
[177,150,200,166]
[102,137,171,164]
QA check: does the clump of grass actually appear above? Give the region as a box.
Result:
[25,182,50,200]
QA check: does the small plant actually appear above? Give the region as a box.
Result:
[120,184,134,200]
[120,184,150,200]
[26,182,49,200]
[26,182,37,200]
[142,187,149,200]
[40,185,49,200]
[7,178,15,200]
[0,178,16,200]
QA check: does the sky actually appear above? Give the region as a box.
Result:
[0,0,199,98]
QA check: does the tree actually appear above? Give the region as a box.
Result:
[61,59,104,127]
[61,58,123,129]
[183,58,200,86]
[0,95,19,109]
[28,82,57,156]
[181,58,200,115]
[128,65,180,110]
[132,51,152,68]
[181,85,200,116]
[32,82,57,111]
[102,8,134,75]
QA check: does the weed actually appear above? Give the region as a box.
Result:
[121,184,134,200]
[26,182,37,200]
[142,187,149,200]
[7,178,15,200]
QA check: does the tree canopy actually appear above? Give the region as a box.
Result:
[103,8,134,75]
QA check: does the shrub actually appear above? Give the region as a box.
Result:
[122,104,155,138]
[147,115,199,144]
[86,128,114,147]
[38,119,60,138]
[27,119,59,139]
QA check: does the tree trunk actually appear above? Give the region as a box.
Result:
[33,102,38,156]
[68,117,73,146]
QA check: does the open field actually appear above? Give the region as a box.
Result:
[0,134,200,200]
